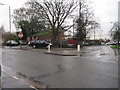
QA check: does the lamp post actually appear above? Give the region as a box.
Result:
[73,19,75,37]
[0,3,11,48]
[0,3,11,33]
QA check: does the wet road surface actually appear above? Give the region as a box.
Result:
[2,45,118,88]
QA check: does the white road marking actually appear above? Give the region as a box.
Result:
[13,76,18,80]
[30,86,35,88]
[2,69,5,72]
[29,86,38,90]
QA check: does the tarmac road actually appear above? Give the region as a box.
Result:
[2,45,118,88]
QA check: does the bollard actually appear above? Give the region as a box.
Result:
[48,44,51,52]
[77,45,80,52]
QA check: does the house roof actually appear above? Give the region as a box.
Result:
[31,31,52,37]
[31,30,65,37]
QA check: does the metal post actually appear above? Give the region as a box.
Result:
[100,29,102,54]
[73,19,74,37]
[77,1,81,53]
[9,6,11,34]
[77,44,80,52]
[9,5,11,48]
[60,32,63,54]
[48,44,51,52]
[20,38,22,49]
[94,22,95,40]
[94,29,95,40]
[117,23,120,48]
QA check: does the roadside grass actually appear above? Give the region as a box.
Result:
[111,45,120,49]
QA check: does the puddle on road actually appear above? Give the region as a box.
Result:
[34,64,72,80]
[100,52,107,55]
[36,65,66,79]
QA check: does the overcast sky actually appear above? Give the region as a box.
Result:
[0,0,119,39]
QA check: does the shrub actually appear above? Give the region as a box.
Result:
[2,33,19,46]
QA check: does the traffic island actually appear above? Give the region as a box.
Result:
[45,50,78,56]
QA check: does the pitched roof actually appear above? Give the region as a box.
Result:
[31,31,52,37]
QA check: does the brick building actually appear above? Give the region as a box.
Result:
[27,31,65,42]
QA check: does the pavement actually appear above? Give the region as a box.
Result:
[45,48,79,56]
[2,45,119,57]
[2,45,80,56]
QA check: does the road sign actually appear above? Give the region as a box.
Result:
[18,33,23,38]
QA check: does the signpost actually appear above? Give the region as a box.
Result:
[18,33,23,49]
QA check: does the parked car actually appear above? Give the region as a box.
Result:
[6,40,19,46]
[54,39,78,48]
[18,40,27,45]
[110,41,117,45]
[28,40,50,48]
[106,42,112,45]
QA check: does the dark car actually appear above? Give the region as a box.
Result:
[28,40,50,48]
[6,40,19,46]
[18,40,27,45]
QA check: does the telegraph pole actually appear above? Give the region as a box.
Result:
[78,1,81,43]
[73,19,74,37]
[94,22,95,40]
[77,1,82,52]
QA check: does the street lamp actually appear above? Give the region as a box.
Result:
[0,3,11,33]
[0,3,11,48]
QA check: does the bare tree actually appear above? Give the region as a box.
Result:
[110,22,120,45]
[39,0,78,43]
[13,1,78,42]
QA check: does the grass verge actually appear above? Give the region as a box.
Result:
[111,46,120,49]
